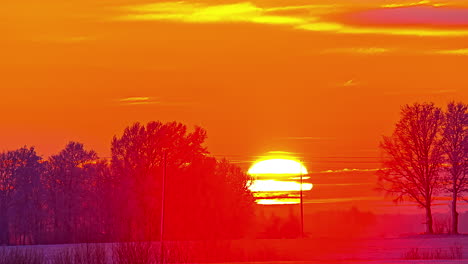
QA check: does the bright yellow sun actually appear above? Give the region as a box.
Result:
[248,158,308,175]
[247,158,312,194]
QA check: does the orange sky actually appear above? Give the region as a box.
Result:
[2,0,468,211]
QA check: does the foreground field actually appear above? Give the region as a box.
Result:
[1,235,468,263]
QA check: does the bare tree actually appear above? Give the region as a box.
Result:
[44,141,98,243]
[111,121,209,241]
[0,151,16,245]
[379,103,445,234]
[0,147,43,245]
[442,102,468,234]
[0,122,254,244]
[111,121,254,241]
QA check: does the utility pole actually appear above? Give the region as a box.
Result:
[160,151,167,263]
[299,162,304,238]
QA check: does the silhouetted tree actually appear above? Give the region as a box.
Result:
[442,102,468,234]
[0,122,254,244]
[86,159,117,242]
[0,147,43,245]
[111,121,208,241]
[379,103,445,234]
[212,159,255,237]
[44,141,98,243]
[165,157,254,239]
[111,121,254,241]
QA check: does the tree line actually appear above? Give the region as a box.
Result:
[0,121,254,245]
[379,101,467,234]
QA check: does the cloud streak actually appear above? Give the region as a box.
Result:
[114,1,468,37]
[436,48,468,55]
[297,22,468,37]
[319,168,381,173]
[279,136,335,141]
[381,0,449,8]
[323,47,392,55]
[343,6,468,27]
[118,97,159,105]
[305,196,381,204]
[116,2,309,25]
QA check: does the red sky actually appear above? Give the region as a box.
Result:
[2,0,468,212]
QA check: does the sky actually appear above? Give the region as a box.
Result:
[2,0,468,212]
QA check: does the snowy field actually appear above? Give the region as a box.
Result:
[2,236,468,263]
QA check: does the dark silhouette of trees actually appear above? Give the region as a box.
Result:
[164,157,254,239]
[379,102,445,234]
[0,103,466,243]
[442,102,468,234]
[44,142,99,243]
[111,121,254,241]
[0,121,254,245]
[0,147,43,245]
[110,121,209,241]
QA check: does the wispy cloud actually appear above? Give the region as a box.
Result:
[316,182,373,186]
[342,79,357,87]
[115,2,309,25]
[117,96,200,107]
[32,35,92,44]
[305,196,380,204]
[266,4,339,12]
[381,0,448,8]
[280,136,334,141]
[119,97,150,102]
[114,1,468,37]
[118,97,159,105]
[329,4,468,37]
[323,47,392,55]
[297,22,468,37]
[436,48,468,55]
[319,168,381,173]
[326,47,468,56]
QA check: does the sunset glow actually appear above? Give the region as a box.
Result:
[114,1,468,37]
[2,0,468,163]
[2,0,468,252]
[256,198,301,205]
[249,179,313,192]
[247,158,312,204]
[248,159,308,175]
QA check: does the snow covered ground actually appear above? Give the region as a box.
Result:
[2,236,468,263]
[339,235,468,261]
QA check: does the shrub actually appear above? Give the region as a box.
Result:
[403,244,463,260]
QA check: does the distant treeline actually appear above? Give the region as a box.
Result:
[0,121,254,245]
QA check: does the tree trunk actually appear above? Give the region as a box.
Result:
[451,192,459,234]
[425,205,433,234]
[0,212,8,245]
